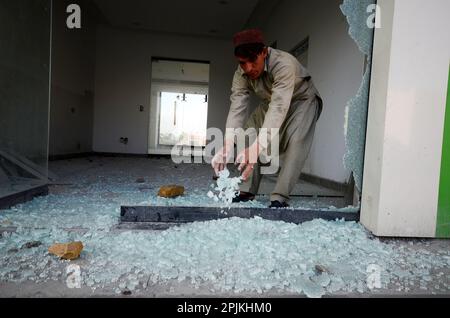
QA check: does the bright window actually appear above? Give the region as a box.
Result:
[149,59,209,153]
[158,92,208,146]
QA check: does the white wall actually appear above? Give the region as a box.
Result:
[361,0,450,237]
[49,0,96,156]
[93,26,236,154]
[250,0,365,183]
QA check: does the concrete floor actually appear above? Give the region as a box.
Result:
[0,156,449,298]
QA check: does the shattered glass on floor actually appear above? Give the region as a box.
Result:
[207,168,242,206]
[0,157,449,297]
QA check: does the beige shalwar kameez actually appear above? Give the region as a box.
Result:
[225,47,323,203]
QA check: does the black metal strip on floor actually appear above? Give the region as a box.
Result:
[120,205,359,228]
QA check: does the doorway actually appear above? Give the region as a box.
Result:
[148,58,210,154]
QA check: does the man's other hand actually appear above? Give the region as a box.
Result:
[235,142,260,181]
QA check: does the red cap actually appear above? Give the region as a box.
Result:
[232,29,265,48]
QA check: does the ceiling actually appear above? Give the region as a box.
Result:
[92,0,261,39]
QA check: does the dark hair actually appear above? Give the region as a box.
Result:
[234,43,266,62]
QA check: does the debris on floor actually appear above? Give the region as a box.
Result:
[21,241,42,249]
[0,157,449,297]
[48,241,83,260]
[158,185,185,198]
[207,169,242,206]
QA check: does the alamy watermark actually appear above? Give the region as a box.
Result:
[171,127,280,175]
[366,264,382,289]
[367,4,381,29]
[66,4,381,30]
[66,264,82,289]
[66,4,81,29]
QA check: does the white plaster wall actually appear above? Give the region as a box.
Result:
[362,0,450,237]
[49,0,96,156]
[257,0,365,183]
[93,26,235,154]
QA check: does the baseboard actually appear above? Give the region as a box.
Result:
[300,172,348,192]
[49,152,95,161]
[94,152,175,159]
[48,151,179,161]
[300,172,357,207]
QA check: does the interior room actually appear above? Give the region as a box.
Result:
[4,0,448,298]
[40,0,368,213]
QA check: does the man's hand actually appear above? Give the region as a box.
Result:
[211,139,234,176]
[235,141,261,181]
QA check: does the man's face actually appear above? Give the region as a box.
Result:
[237,48,268,80]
